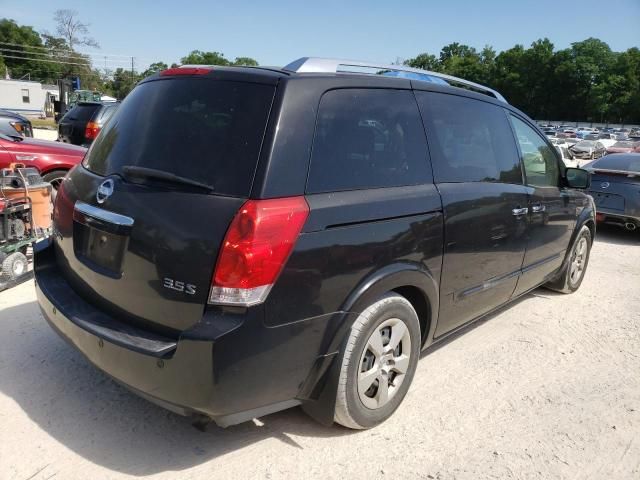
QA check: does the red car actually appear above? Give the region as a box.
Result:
[0,134,86,189]
[606,141,640,155]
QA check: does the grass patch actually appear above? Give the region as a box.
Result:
[31,118,57,129]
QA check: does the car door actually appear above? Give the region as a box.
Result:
[0,141,12,169]
[415,91,529,336]
[508,114,576,296]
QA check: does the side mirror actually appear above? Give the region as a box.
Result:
[565,167,590,189]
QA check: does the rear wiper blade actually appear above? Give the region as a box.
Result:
[121,166,215,192]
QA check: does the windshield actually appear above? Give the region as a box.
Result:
[612,141,635,148]
[83,78,275,197]
[575,141,595,147]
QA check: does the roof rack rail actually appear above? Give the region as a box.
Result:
[283,57,507,103]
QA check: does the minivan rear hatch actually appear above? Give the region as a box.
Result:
[53,74,276,334]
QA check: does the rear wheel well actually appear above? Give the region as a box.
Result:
[584,220,595,243]
[40,167,69,176]
[392,286,431,346]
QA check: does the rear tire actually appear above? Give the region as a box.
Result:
[545,225,592,293]
[1,252,28,281]
[42,170,68,201]
[334,293,421,429]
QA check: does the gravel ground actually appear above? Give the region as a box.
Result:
[0,225,638,480]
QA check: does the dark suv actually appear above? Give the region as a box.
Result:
[57,101,119,146]
[35,59,595,430]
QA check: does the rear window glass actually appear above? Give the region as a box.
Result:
[65,104,99,122]
[592,155,640,172]
[416,92,522,184]
[83,78,275,197]
[307,89,431,193]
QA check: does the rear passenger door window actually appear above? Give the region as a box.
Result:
[415,92,522,184]
[509,115,560,188]
[307,89,431,193]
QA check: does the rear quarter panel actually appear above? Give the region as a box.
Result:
[265,184,443,353]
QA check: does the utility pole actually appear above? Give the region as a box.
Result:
[131,57,135,83]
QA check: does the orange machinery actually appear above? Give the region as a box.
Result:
[0,163,53,234]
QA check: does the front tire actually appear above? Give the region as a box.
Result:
[334,293,421,429]
[545,225,592,293]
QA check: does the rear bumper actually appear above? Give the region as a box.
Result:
[594,210,640,225]
[34,239,335,425]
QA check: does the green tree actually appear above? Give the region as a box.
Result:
[438,43,486,84]
[141,61,168,77]
[439,42,477,63]
[233,56,258,66]
[606,47,640,123]
[104,67,140,99]
[180,50,230,65]
[0,18,51,80]
[478,45,496,84]
[179,51,258,67]
[404,53,440,71]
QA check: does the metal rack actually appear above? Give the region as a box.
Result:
[283,57,507,103]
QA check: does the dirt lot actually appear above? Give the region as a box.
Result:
[0,225,638,479]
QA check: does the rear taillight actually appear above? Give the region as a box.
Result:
[160,67,213,76]
[85,121,100,140]
[209,196,309,306]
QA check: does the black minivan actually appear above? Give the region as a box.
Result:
[35,59,595,429]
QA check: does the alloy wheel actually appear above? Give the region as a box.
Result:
[357,318,411,410]
[569,237,588,285]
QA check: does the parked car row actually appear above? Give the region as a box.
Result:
[544,125,640,167]
[539,123,640,142]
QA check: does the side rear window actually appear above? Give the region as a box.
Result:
[415,92,522,184]
[307,89,431,193]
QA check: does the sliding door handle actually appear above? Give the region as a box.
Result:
[512,207,529,216]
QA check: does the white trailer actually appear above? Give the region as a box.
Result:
[0,79,59,118]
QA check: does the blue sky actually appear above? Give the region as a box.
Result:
[2,0,639,71]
